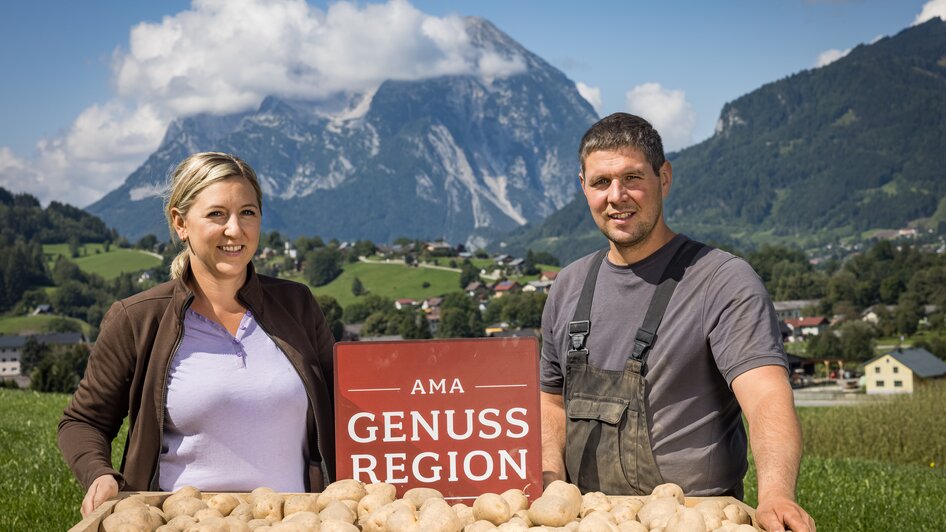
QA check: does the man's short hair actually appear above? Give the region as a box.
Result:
[579,113,666,175]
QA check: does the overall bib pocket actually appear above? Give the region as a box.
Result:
[565,394,641,493]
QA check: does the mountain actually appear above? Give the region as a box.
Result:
[500,19,946,264]
[86,18,598,246]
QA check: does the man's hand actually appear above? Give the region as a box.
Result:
[81,474,119,517]
[540,391,567,488]
[756,494,816,532]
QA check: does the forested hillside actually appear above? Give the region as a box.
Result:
[501,19,946,263]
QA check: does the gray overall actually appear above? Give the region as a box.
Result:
[563,241,704,495]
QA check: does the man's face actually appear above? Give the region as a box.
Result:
[580,147,671,257]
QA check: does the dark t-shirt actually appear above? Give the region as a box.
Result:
[541,235,787,495]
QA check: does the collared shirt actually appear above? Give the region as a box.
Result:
[159,308,308,491]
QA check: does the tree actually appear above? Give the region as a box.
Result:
[344,294,391,323]
[837,321,877,362]
[316,295,345,341]
[136,234,158,250]
[522,250,540,276]
[30,344,89,394]
[19,336,49,375]
[460,262,479,289]
[44,317,83,334]
[305,248,343,287]
[352,277,365,296]
[806,331,842,360]
[437,292,484,338]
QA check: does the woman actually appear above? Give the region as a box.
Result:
[58,152,336,516]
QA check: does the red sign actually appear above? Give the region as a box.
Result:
[334,337,542,501]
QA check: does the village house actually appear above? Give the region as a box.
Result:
[522,280,553,294]
[394,298,418,310]
[492,280,521,298]
[772,299,821,321]
[863,348,946,394]
[539,271,558,282]
[783,316,829,342]
[0,332,86,380]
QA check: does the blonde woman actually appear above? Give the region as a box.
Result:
[59,152,335,516]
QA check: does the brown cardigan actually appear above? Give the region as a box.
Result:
[58,265,336,491]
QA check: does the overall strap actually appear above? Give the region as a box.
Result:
[568,248,609,351]
[631,240,705,361]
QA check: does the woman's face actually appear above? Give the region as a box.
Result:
[172,176,261,285]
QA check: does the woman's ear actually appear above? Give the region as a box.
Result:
[171,208,188,242]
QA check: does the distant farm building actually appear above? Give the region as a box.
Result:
[863,348,946,395]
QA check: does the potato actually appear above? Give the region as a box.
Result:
[318,479,368,510]
[166,514,199,530]
[732,525,759,532]
[156,525,180,532]
[617,521,648,532]
[224,516,253,532]
[665,507,707,532]
[383,502,420,532]
[361,500,414,532]
[321,500,357,524]
[464,520,497,532]
[283,494,319,517]
[576,511,619,532]
[319,521,360,532]
[282,510,321,528]
[358,491,396,519]
[496,519,529,531]
[102,506,152,532]
[267,523,309,532]
[473,493,512,525]
[693,500,726,530]
[252,493,285,521]
[194,508,225,521]
[499,489,529,513]
[163,495,208,520]
[722,504,751,525]
[184,516,229,532]
[206,493,241,516]
[636,498,679,529]
[609,501,641,523]
[402,487,444,509]
[417,498,462,532]
[114,496,149,513]
[230,503,255,522]
[173,486,202,499]
[365,482,397,500]
[511,509,531,527]
[650,483,685,505]
[246,519,272,530]
[527,481,581,528]
[579,491,611,518]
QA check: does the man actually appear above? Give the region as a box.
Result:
[540,113,815,532]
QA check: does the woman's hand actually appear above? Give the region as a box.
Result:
[81,474,119,517]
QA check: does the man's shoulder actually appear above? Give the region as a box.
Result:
[557,248,608,283]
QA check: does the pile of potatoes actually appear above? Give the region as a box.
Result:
[96,479,760,532]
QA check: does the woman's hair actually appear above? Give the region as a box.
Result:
[164,152,263,279]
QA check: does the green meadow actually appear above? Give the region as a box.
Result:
[43,243,162,281]
[0,314,90,336]
[1,382,944,530]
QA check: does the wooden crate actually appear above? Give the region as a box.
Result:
[71,491,757,531]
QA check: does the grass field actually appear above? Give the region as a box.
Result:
[2,382,944,530]
[0,314,91,336]
[43,243,162,280]
[286,261,463,308]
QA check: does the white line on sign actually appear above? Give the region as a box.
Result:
[474,384,528,388]
[348,388,401,392]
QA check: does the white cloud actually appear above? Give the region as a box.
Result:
[815,48,851,68]
[915,0,946,24]
[624,83,696,152]
[4,0,528,207]
[575,82,602,114]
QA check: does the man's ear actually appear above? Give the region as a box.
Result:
[578,170,585,188]
[659,161,673,197]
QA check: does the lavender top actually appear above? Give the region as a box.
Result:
[158,308,308,492]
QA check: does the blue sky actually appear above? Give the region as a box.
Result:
[0,0,942,207]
